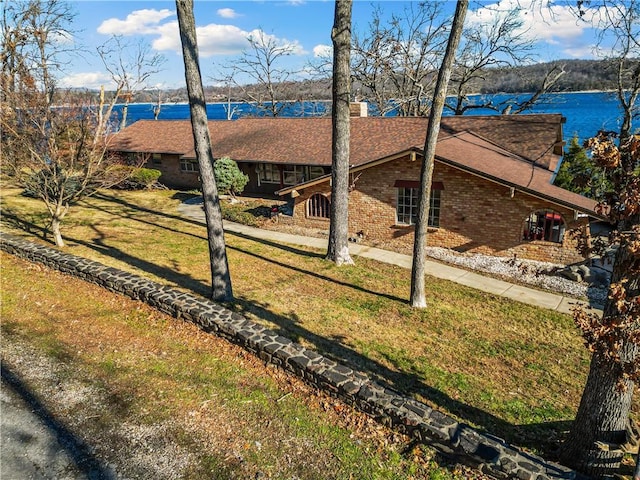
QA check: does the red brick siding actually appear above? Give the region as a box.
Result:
[290,155,587,264]
[143,154,200,190]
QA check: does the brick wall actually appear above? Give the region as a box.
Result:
[290,156,588,265]
[144,154,200,190]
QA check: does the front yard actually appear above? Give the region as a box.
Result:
[2,184,629,461]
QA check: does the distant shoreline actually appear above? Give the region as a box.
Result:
[112,91,624,145]
[115,90,620,107]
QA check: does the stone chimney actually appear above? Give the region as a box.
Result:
[349,102,368,117]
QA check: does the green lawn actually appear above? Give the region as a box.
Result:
[3,252,474,479]
[0,184,605,457]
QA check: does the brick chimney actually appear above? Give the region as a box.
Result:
[349,102,368,117]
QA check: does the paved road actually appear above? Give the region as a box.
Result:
[1,362,114,480]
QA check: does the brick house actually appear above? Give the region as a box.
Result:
[109,112,599,264]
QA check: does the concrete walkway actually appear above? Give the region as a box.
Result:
[178,200,597,316]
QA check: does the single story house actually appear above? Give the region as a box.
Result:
[109,109,600,264]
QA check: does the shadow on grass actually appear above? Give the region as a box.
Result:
[1,208,49,239]
[225,237,405,303]
[3,194,572,459]
[1,361,116,479]
[232,296,571,457]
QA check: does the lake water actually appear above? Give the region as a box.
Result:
[117,91,626,145]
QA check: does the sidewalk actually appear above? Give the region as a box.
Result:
[178,200,597,316]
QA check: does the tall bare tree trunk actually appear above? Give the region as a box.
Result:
[410,0,468,307]
[326,0,354,266]
[175,0,233,302]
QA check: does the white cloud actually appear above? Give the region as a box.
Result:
[313,44,331,58]
[217,8,239,19]
[97,9,306,59]
[197,25,253,56]
[97,9,174,36]
[58,71,112,89]
[562,44,599,59]
[466,0,603,58]
[247,29,307,55]
[152,21,250,57]
[51,30,74,46]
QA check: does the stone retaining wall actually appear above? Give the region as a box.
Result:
[1,232,580,480]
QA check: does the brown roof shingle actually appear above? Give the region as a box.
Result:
[109,114,564,170]
[109,114,594,213]
[435,131,596,214]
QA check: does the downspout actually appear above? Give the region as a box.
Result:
[550,154,564,184]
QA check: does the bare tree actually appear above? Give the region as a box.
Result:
[153,87,163,120]
[351,2,449,117]
[175,0,233,302]
[410,0,468,308]
[215,72,241,120]
[220,32,300,117]
[0,0,138,247]
[96,35,165,130]
[326,0,354,266]
[445,6,563,116]
[500,64,566,114]
[558,1,640,476]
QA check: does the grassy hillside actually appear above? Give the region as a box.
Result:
[2,184,629,462]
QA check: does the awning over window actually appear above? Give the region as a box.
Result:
[394,180,444,190]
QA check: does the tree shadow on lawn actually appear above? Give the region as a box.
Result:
[69,228,572,459]
[91,192,206,230]
[1,208,50,240]
[89,192,325,259]
[232,296,571,459]
[3,200,572,460]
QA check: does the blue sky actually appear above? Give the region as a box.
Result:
[59,0,615,90]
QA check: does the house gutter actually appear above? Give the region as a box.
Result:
[435,156,602,219]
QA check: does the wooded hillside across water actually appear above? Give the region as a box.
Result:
[123,59,629,104]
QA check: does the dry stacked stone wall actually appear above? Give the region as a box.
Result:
[1,232,580,480]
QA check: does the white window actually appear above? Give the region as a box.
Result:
[283,165,305,185]
[396,188,440,227]
[309,166,326,180]
[258,164,326,186]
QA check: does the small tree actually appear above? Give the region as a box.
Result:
[0,0,143,247]
[213,157,248,197]
[447,6,535,115]
[554,134,610,198]
[96,35,165,131]
[350,2,448,117]
[219,32,300,117]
